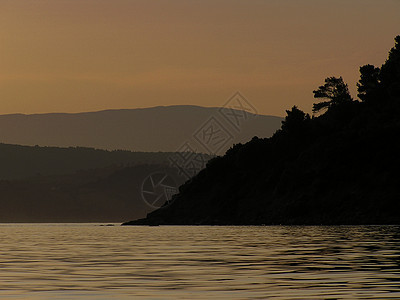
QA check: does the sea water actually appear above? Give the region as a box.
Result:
[0,224,399,299]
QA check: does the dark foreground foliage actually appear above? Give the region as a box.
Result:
[124,36,400,225]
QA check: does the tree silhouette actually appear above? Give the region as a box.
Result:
[379,35,400,100]
[312,77,353,113]
[281,106,310,134]
[357,64,381,103]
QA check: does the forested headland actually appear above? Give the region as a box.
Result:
[124,36,400,225]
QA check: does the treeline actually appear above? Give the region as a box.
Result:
[125,36,400,225]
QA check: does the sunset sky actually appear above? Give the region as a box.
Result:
[1,0,399,116]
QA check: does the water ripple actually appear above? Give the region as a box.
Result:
[0,224,399,299]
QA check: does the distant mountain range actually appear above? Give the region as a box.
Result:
[0,105,282,152]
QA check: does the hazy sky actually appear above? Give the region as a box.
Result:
[1,0,399,116]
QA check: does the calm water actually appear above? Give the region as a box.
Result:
[0,225,399,299]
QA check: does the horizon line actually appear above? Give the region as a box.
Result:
[0,104,284,118]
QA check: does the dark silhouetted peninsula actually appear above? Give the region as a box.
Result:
[123,36,400,226]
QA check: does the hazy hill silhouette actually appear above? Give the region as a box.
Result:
[0,143,194,222]
[0,143,181,180]
[124,36,400,226]
[0,142,195,221]
[0,105,282,152]
[0,164,185,222]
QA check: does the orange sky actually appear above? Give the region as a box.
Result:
[1,0,399,116]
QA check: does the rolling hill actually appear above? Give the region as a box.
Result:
[0,105,282,152]
[0,143,178,180]
[0,164,186,222]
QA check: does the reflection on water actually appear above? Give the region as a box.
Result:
[0,224,399,299]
